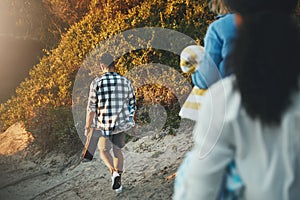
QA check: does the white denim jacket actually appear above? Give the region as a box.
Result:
[174,75,300,200]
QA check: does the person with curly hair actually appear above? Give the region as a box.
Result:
[174,0,300,199]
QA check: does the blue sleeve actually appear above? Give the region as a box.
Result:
[191,24,223,89]
[204,30,223,69]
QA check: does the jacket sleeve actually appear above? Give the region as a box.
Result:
[173,81,235,200]
[191,25,222,89]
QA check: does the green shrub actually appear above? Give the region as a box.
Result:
[25,106,79,152]
[0,0,214,151]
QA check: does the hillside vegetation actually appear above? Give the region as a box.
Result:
[0,0,214,151]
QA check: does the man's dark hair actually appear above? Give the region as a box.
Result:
[100,53,115,69]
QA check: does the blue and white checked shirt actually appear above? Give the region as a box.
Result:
[87,72,136,136]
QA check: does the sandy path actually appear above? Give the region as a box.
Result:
[0,123,194,200]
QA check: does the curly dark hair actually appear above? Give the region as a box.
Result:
[229,12,300,125]
[223,0,298,16]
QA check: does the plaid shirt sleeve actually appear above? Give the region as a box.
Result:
[128,81,136,116]
[87,78,99,113]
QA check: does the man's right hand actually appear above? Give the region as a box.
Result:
[131,126,139,142]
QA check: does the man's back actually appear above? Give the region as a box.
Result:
[88,72,136,135]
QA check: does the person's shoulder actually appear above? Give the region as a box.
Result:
[204,75,236,99]
[91,76,102,84]
[116,73,132,83]
[101,72,117,80]
[205,14,235,40]
[200,75,242,122]
[208,13,235,29]
[215,13,235,23]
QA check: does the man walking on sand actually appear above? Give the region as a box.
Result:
[83,53,136,193]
